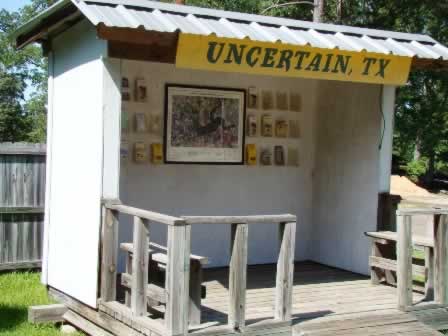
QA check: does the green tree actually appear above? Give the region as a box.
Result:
[0,69,30,141]
[0,0,55,143]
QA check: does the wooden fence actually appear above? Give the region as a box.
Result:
[0,143,46,271]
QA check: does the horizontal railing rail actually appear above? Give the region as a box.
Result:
[105,203,186,226]
[100,199,297,336]
[182,214,296,225]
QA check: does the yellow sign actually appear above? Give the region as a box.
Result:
[176,34,412,85]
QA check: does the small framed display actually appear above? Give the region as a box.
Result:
[121,77,131,101]
[135,78,148,102]
[164,85,246,164]
[275,119,288,138]
[261,115,273,137]
[260,146,272,166]
[274,145,285,166]
[247,114,257,137]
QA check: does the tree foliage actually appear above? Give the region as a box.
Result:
[2,0,448,182]
[0,0,55,143]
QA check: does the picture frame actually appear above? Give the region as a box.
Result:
[164,85,246,164]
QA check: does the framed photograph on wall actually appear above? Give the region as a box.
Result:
[164,85,246,164]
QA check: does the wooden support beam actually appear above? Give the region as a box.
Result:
[28,304,67,323]
[131,216,150,316]
[189,260,203,326]
[370,242,383,285]
[228,223,248,330]
[425,246,435,301]
[124,251,132,308]
[50,288,146,336]
[397,215,413,310]
[101,208,119,302]
[165,224,191,335]
[63,310,113,336]
[275,222,296,321]
[434,214,448,305]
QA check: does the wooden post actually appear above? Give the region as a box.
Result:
[397,215,413,310]
[131,216,149,316]
[165,224,191,335]
[370,241,382,285]
[434,214,448,304]
[275,222,296,321]
[228,223,248,331]
[100,208,119,302]
[124,252,132,307]
[424,246,434,301]
[189,260,202,326]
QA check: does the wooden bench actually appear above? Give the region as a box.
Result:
[365,231,434,299]
[120,242,208,326]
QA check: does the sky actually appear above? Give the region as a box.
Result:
[0,0,31,12]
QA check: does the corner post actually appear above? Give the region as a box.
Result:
[397,214,413,310]
[131,216,149,316]
[229,223,248,330]
[275,222,296,321]
[100,206,119,302]
[434,214,448,304]
[166,224,191,335]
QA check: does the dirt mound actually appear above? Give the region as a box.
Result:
[390,175,431,197]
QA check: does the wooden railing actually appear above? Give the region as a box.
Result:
[100,200,297,336]
[396,207,448,311]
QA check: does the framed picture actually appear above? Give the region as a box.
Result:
[164,85,246,164]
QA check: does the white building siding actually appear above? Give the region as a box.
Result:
[311,81,381,275]
[119,61,318,268]
[45,20,107,307]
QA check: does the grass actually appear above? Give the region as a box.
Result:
[0,271,82,336]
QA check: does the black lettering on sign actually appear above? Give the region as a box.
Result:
[332,55,351,74]
[224,43,247,64]
[376,59,391,78]
[261,48,278,68]
[306,53,322,72]
[246,47,262,67]
[321,54,334,73]
[207,42,225,63]
[277,49,294,71]
[362,57,377,75]
[294,51,311,70]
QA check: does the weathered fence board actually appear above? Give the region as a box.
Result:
[0,143,46,271]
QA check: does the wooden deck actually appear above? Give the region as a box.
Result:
[196,261,447,335]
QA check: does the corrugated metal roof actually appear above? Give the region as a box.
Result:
[14,0,448,61]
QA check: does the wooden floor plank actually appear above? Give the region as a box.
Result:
[196,262,443,336]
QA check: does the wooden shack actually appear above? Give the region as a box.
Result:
[13,1,448,335]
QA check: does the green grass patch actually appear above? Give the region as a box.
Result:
[413,249,425,260]
[0,271,82,336]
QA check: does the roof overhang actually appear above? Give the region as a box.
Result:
[13,0,448,76]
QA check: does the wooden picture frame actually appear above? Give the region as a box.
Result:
[164,85,246,164]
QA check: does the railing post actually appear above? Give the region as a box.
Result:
[100,207,119,302]
[434,214,448,304]
[229,223,248,331]
[397,214,413,310]
[131,216,149,316]
[424,246,434,301]
[166,224,191,335]
[275,222,296,321]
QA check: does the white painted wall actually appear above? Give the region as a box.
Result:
[311,81,382,275]
[118,61,318,268]
[379,86,396,193]
[46,20,107,307]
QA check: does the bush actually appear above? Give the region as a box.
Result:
[405,159,427,182]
